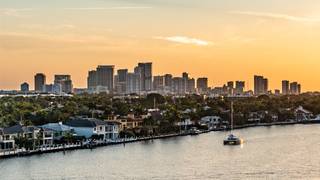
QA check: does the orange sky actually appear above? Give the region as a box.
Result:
[1,0,320,91]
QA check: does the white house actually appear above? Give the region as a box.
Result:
[200,116,222,129]
[65,117,119,141]
[295,106,313,121]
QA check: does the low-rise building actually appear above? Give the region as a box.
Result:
[65,117,119,140]
[295,106,313,121]
[200,116,222,129]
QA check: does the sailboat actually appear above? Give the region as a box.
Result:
[224,101,243,145]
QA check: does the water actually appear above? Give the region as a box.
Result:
[1,124,320,180]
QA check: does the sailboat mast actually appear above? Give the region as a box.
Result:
[231,101,234,132]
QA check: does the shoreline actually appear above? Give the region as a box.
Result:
[1,120,319,159]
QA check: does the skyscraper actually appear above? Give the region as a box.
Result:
[290,82,301,95]
[96,65,114,93]
[197,78,208,94]
[188,78,196,94]
[34,73,46,92]
[20,82,29,92]
[87,70,97,90]
[282,80,290,95]
[182,72,189,93]
[54,75,73,94]
[164,74,173,92]
[135,62,152,92]
[235,81,245,95]
[254,75,268,95]
[153,76,165,92]
[115,69,128,94]
[126,72,141,94]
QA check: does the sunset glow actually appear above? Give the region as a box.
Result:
[1,0,320,91]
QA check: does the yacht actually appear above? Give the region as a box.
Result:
[224,101,243,146]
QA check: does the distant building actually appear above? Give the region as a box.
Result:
[135,62,152,92]
[153,76,165,93]
[274,89,281,96]
[54,75,73,94]
[87,70,97,90]
[164,74,173,92]
[282,80,290,95]
[197,78,208,94]
[97,65,114,93]
[290,82,301,95]
[126,72,141,94]
[20,82,29,92]
[34,73,46,92]
[115,69,128,94]
[172,77,184,95]
[254,75,268,95]
[188,78,196,93]
[235,81,245,95]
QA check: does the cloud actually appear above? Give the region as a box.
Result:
[0,8,32,18]
[155,36,213,46]
[64,7,152,10]
[230,11,320,23]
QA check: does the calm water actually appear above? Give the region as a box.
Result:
[1,124,320,180]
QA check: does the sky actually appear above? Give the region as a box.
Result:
[1,0,320,91]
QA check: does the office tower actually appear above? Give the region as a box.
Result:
[20,82,29,92]
[235,81,245,95]
[172,77,184,95]
[54,75,73,94]
[182,72,189,93]
[164,74,173,92]
[197,78,208,94]
[282,80,290,95]
[298,84,301,94]
[290,82,301,95]
[96,65,114,93]
[227,81,234,95]
[135,62,152,92]
[34,73,46,92]
[153,76,165,93]
[188,78,196,93]
[126,72,141,94]
[254,75,268,95]
[87,70,97,90]
[115,69,128,94]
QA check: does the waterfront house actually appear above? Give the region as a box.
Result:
[294,106,313,122]
[0,128,15,151]
[115,114,144,131]
[248,111,267,123]
[1,124,54,148]
[65,117,119,140]
[41,122,75,142]
[200,116,222,129]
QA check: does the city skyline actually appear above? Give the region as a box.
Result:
[1,0,320,91]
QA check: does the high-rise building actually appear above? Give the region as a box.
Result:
[290,82,301,95]
[115,69,128,94]
[87,70,97,90]
[153,76,165,92]
[34,73,46,92]
[197,78,208,94]
[135,62,152,92]
[54,75,73,94]
[188,78,196,93]
[96,65,114,93]
[172,77,184,95]
[282,80,290,95]
[235,81,245,95]
[182,72,189,93]
[164,74,173,92]
[254,75,268,95]
[20,82,29,92]
[227,81,234,95]
[126,72,141,94]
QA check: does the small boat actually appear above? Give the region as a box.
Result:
[224,101,244,146]
[190,127,201,135]
[224,134,242,145]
